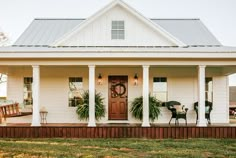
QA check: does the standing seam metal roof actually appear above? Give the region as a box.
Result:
[152,19,221,46]
[13,18,221,47]
[14,19,84,46]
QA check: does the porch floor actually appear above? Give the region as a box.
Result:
[3,121,236,127]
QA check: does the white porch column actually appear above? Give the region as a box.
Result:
[88,65,96,127]
[197,65,207,127]
[142,65,150,127]
[31,65,41,126]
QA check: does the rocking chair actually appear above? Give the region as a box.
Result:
[166,101,188,125]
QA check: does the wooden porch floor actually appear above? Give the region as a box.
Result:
[3,122,236,127]
[1,122,236,139]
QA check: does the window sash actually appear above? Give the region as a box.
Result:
[205,77,213,102]
[153,77,167,102]
[69,77,83,107]
[111,21,125,39]
[23,77,33,105]
[112,21,124,29]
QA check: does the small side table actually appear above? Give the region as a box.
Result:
[40,111,48,124]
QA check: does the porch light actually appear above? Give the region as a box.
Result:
[134,73,138,86]
[98,73,103,85]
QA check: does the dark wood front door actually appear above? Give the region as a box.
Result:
[108,76,128,120]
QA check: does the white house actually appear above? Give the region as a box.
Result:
[1,0,236,127]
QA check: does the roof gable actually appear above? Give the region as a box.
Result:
[13,19,222,47]
[52,0,186,47]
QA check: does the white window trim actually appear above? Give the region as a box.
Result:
[111,20,125,40]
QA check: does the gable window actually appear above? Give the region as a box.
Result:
[205,77,213,102]
[111,21,125,40]
[153,77,167,104]
[23,77,33,105]
[68,77,83,107]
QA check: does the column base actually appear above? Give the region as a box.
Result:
[31,122,41,126]
[141,122,150,127]
[88,122,96,127]
[196,121,207,127]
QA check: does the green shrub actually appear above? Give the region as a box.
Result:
[76,90,105,120]
[130,95,161,122]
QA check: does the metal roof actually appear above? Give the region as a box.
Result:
[13,18,221,47]
[14,19,84,46]
[152,19,221,46]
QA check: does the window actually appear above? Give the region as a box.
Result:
[111,21,125,39]
[68,77,83,107]
[153,77,167,103]
[205,77,213,102]
[23,77,33,105]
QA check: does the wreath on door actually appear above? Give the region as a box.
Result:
[111,83,126,97]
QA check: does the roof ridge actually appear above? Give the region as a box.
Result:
[34,18,200,21]
[34,18,86,20]
[34,18,200,20]
[150,18,200,20]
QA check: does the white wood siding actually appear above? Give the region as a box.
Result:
[7,67,31,103]
[40,67,89,123]
[6,66,229,124]
[212,76,229,123]
[62,6,175,46]
[150,67,196,124]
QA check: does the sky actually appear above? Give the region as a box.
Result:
[0,0,236,96]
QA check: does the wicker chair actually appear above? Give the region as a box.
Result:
[194,101,213,124]
[166,101,188,125]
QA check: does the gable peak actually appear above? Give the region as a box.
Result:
[52,0,186,47]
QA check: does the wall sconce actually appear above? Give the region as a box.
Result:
[134,73,138,86]
[98,73,103,85]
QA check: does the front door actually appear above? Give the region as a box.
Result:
[108,76,128,120]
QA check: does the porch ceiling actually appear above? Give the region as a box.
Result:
[221,66,236,75]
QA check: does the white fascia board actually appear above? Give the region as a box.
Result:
[1,52,236,59]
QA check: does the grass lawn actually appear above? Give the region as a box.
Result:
[0,138,236,157]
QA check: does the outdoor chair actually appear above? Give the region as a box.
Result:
[194,101,213,124]
[166,101,188,125]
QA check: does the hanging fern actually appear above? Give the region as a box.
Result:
[76,90,105,121]
[130,95,161,122]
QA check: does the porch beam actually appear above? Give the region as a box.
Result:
[31,65,41,126]
[197,65,207,127]
[88,65,96,127]
[142,65,150,127]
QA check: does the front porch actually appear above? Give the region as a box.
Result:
[1,63,236,127]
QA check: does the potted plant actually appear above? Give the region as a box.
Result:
[76,90,105,120]
[130,95,161,122]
